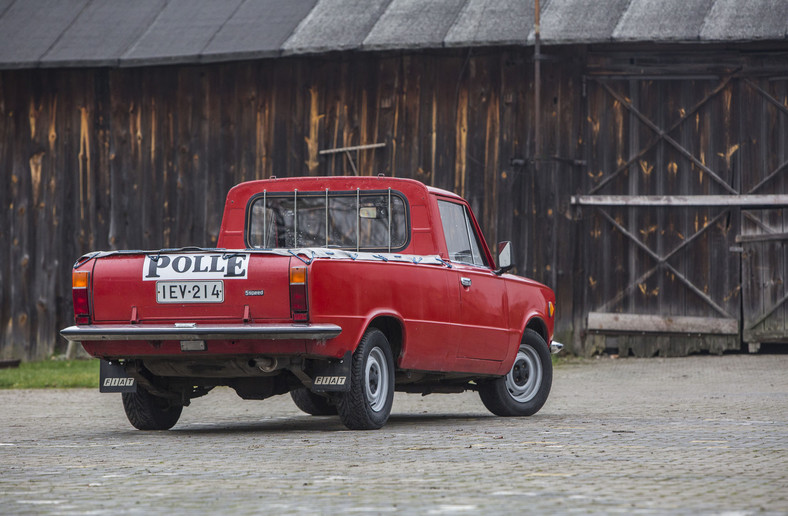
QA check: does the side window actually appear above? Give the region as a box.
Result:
[437,200,487,267]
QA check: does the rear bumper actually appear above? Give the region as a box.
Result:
[60,323,342,342]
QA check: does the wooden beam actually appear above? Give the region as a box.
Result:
[572,195,788,207]
[735,232,788,243]
[587,313,739,335]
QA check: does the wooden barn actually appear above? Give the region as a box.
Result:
[1,0,787,360]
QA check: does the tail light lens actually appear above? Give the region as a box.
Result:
[72,270,91,325]
[289,265,308,322]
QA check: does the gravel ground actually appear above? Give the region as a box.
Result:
[1,354,787,515]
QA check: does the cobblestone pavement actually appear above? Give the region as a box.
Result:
[1,354,787,515]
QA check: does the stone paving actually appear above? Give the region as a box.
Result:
[0,354,787,515]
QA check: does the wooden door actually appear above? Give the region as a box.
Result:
[738,77,788,350]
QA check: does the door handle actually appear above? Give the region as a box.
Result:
[460,277,472,287]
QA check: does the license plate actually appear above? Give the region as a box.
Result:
[156,281,224,303]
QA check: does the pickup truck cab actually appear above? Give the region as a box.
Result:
[62,176,559,430]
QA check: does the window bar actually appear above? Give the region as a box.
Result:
[463,207,476,264]
[294,189,298,247]
[356,188,360,252]
[388,188,392,253]
[325,188,329,247]
[262,190,267,248]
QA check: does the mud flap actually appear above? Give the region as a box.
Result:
[309,351,352,393]
[99,360,138,393]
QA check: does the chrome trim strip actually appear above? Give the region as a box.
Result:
[60,323,342,342]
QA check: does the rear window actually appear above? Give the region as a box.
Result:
[246,190,409,251]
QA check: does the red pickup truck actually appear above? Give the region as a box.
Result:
[62,176,560,430]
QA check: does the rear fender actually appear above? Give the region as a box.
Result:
[357,310,406,366]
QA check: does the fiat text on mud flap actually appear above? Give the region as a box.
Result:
[61,176,559,431]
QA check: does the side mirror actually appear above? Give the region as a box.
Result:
[495,241,514,275]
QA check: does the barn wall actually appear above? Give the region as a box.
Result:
[2,45,785,360]
[0,48,584,360]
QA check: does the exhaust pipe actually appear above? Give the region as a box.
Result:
[253,357,279,373]
[550,341,564,355]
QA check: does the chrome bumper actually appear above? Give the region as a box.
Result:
[60,323,342,342]
[550,341,564,354]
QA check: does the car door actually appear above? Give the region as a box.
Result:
[436,199,510,362]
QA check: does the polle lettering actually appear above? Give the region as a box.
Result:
[143,254,249,280]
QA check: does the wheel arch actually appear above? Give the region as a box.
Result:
[366,315,404,366]
[524,317,549,344]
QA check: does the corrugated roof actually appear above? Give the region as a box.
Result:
[444,0,537,47]
[363,0,467,51]
[201,0,317,62]
[282,0,392,55]
[122,0,244,66]
[700,0,788,41]
[0,0,786,70]
[537,0,631,44]
[0,0,90,69]
[40,0,166,68]
[613,0,716,42]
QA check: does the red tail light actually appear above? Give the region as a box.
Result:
[72,270,91,325]
[289,265,308,322]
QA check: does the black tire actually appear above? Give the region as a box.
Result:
[479,329,553,417]
[337,328,395,430]
[122,388,183,430]
[290,388,338,416]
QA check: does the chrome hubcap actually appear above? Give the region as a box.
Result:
[505,345,542,403]
[365,347,389,412]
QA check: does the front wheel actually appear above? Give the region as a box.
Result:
[479,329,553,417]
[337,328,395,430]
[122,388,183,430]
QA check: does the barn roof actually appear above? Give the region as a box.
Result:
[0,0,786,69]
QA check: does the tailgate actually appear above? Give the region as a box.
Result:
[91,252,292,323]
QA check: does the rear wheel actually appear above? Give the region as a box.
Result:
[290,388,338,416]
[122,388,183,430]
[479,329,553,417]
[337,328,394,430]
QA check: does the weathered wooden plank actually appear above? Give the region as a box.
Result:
[108,69,128,250]
[416,54,437,186]
[735,231,788,243]
[465,54,488,236]
[495,51,518,251]
[398,54,421,181]
[0,70,10,358]
[271,59,291,178]
[375,56,399,178]
[779,81,788,339]
[432,54,459,193]
[572,194,788,206]
[8,70,32,358]
[587,312,738,335]
[482,63,500,250]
